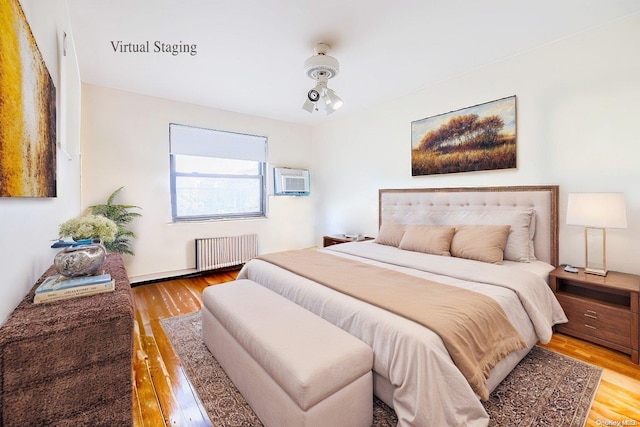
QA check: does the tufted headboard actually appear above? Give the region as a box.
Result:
[379,186,559,266]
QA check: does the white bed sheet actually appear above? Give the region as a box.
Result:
[237,242,566,426]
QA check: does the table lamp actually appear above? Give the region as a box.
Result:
[566,192,627,276]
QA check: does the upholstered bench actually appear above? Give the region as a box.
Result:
[201,279,373,427]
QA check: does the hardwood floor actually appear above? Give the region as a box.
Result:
[132,270,640,426]
[132,271,237,427]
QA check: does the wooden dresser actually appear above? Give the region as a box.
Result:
[0,254,134,425]
[549,266,639,364]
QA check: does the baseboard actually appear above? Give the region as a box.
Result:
[131,265,242,287]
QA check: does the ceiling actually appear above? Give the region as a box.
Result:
[66,0,640,125]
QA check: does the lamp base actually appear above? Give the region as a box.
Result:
[584,267,608,276]
[584,227,607,277]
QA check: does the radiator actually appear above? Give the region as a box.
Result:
[195,234,258,271]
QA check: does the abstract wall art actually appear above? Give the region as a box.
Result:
[0,0,57,197]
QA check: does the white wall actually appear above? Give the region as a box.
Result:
[0,0,82,324]
[81,85,314,281]
[312,14,640,274]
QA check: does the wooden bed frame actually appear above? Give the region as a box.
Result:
[379,185,559,266]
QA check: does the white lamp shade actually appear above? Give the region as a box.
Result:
[566,193,627,229]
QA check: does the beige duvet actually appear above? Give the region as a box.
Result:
[257,249,527,401]
[238,242,567,426]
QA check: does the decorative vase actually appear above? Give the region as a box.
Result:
[54,243,107,277]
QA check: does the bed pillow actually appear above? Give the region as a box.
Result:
[527,211,537,261]
[375,221,406,247]
[405,209,535,262]
[450,225,510,264]
[398,225,455,256]
[503,210,535,262]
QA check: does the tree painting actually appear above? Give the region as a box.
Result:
[411,96,516,176]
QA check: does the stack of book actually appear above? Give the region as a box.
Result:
[34,273,115,304]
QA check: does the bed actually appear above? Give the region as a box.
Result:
[237,185,568,426]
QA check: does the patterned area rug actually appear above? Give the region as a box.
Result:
[161,311,602,427]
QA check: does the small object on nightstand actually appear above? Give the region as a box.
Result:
[563,265,579,273]
[323,235,374,247]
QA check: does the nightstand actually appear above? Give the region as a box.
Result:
[323,235,374,247]
[549,266,639,364]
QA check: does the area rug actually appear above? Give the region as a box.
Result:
[161,312,602,427]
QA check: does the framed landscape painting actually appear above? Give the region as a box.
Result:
[0,0,57,197]
[411,96,516,176]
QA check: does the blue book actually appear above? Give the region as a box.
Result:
[50,239,97,248]
[36,274,112,294]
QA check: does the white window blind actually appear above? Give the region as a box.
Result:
[170,124,267,162]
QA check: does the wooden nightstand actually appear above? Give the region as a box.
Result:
[323,235,374,247]
[549,266,639,364]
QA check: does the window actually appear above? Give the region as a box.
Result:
[169,124,267,221]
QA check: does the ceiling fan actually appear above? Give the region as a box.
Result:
[302,43,343,115]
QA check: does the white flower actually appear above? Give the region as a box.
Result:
[58,215,118,243]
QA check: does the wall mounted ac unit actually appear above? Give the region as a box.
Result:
[273,167,310,196]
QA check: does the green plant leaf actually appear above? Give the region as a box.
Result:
[86,186,142,255]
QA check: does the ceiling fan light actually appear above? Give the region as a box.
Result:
[302,98,316,113]
[323,98,337,115]
[304,43,340,80]
[323,88,344,111]
[301,43,344,115]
